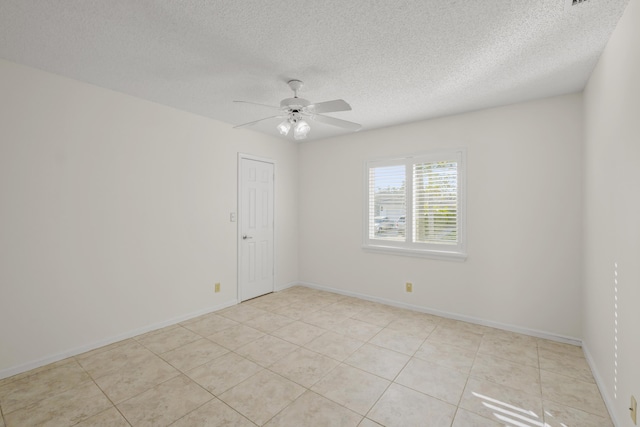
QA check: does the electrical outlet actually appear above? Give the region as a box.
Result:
[406,282,413,292]
[631,395,637,424]
[215,283,220,293]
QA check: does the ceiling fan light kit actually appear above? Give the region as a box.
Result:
[234,79,361,140]
[277,119,291,136]
[293,120,310,140]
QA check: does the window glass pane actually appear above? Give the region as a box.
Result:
[413,161,458,244]
[364,150,465,259]
[369,165,406,241]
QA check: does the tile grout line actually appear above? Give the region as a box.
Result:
[361,318,441,425]
[0,360,98,419]
[300,291,474,422]
[454,326,484,423]
[268,300,404,424]
[76,356,133,427]
[219,315,338,425]
[449,376,470,427]
[85,342,215,419]
[536,342,546,426]
[537,366,613,420]
[162,377,249,427]
[360,348,410,425]
[214,399,260,427]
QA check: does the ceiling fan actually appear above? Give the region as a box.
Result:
[233,80,362,140]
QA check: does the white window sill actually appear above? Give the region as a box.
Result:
[362,244,467,261]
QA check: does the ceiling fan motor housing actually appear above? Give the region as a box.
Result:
[280,97,310,110]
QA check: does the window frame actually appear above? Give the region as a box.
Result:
[362,148,467,261]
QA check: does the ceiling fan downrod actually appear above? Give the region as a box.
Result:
[287,79,303,98]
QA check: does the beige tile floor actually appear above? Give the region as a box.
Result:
[0,286,613,426]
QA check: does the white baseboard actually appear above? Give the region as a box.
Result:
[275,281,298,292]
[297,281,583,346]
[582,343,619,426]
[0,299,238,381]
[2,281,586,381]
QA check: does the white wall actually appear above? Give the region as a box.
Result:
[583,0,640,425]
[0,59,298,376]
[298,94,583,339]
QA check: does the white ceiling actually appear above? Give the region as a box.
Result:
[0,0,630,141]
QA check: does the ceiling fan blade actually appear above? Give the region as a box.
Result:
[306,99,352,114]
[233,115,283,128]
[311,114,362,131]
[233,100,282,111]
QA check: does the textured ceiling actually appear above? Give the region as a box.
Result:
[0,0,630,141]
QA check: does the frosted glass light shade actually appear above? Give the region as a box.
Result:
[277,120,291,136]
[294,120,310,140]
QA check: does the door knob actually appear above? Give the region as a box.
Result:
[242,235,253,240]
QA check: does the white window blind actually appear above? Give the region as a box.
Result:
[364,149,466,260]
[368,164,406,242]
[413,160,458,244]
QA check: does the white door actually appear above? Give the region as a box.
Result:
[238,157,274,301]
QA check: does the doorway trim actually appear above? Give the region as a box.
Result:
[237,153,276,302]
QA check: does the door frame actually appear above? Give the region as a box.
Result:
[237,153,276,302]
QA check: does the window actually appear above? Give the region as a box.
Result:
[364,149,466,260]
